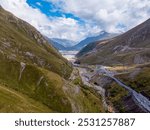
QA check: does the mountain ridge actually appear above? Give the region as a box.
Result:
[76,18,150,65]
[0,6,104,113]
[46,31,118,51]
[71,31,118,50]
[0,6,73,112]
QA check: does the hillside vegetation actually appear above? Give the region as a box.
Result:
[0,6,104,113]
[116,63,150,99]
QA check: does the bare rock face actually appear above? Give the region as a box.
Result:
[91,76,113,88]
[134,54,150,64]
[134,55,145,64]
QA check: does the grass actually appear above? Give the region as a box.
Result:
[0,7,72,79]
[77,39,150,66]
[0,7,106,113]
[72,77,82,86]
[64,82,104,112]
[106,82,129,112]
[0,84,52,113]
[0,54,72,112]
[63,68,105,112]
[116,64,150,98]
[0,7,73,112]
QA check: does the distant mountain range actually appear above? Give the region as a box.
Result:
[45,37,66,50]
[70,31,118,50]
[76,18,150,65]
[51,38,77,47]
[48,31,118,51]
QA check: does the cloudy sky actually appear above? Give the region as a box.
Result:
[0,0,150,42]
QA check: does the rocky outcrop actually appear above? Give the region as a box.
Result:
[19,62,26,81]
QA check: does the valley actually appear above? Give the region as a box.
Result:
[72,63,150,112]
[60,46,150,113]
[73,18,150,112]
[0,3,150,113]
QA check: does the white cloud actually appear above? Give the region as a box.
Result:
[0,0,100,42]
[50,0,150,33]
[0,0,150,42]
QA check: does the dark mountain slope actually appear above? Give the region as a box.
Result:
[76,19,150,112]
[77,19,150,65]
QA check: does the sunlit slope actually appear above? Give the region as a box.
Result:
[0,6,104,113]
[0,84,52,113]
[0,6,72,79]
[0,6,73,112]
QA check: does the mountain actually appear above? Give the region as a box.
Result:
[0,6,104,112]
[0,6,73,112]
[45,37,66,50]
[76,19,150,65]
[51,38,77,48]
[46,32,117,51]
[76,19,150,113]
[71,31,118,50]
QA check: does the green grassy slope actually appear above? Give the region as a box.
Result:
[64,82,104,112]
[116,63,150,98]
[0,7,104,113]
[0,54,72,112]
[0,7,73,112]
[63,68,105,112]
[0,84,52,113]
[0,7,72,79]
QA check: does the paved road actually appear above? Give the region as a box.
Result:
[74,64,150,112]
[99,66,150,112]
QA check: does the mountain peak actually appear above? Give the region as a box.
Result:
[71,31,118,50]
[76,18,150,65]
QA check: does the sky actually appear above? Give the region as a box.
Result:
[0,0,150,42]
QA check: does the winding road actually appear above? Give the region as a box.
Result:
[74,63,150,112]
[99,66,150,112]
